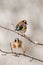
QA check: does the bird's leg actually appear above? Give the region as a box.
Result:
[20,32,25,37]
[23,45,30,54]
[10,42,13,53]
[22,47,26,54]
[22,33,25,37]
[23,50,26,54]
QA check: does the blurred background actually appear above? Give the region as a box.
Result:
[0,0,43,65]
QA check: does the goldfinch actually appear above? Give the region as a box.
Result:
[15,20,28,34]
[11,38,26,56]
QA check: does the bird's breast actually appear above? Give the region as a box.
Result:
[12,42,22,48]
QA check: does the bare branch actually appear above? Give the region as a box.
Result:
[0,49,43,62]
[0,25,43,46]
[10,42,13,53]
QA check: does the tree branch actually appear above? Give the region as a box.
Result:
[0,25,43,46]
[0,49,43,62]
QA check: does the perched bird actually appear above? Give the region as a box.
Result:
[12,38,22,48]
[15,20,28,35]
[11,38,26,56]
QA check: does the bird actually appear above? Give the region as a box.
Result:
[11,38,26,56]
[15,20,28,36]
[12,38,22,48]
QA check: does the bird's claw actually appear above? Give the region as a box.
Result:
[30,58,33,62]
[15,54,20,57]
[21,34,25,37]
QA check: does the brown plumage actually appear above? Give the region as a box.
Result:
[12,39,22,48]
[12,38,26,54]
[12,38,22,48]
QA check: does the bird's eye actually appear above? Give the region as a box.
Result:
[22,20,25,22]
[15,39,16,42]
[15,38,19,42]
[22,20,27,24]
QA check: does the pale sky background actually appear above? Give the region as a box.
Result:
[0,0,43,65]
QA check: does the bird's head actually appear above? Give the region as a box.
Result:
[14,38,19,43]
[22,20,28,25]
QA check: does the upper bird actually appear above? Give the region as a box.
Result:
[15,20,28,35]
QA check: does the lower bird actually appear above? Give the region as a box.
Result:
[11,38,26,56]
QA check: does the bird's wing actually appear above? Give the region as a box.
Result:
[18,40,22,48]
[15,25,23,31]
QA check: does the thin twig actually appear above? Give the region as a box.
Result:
[0,25,43,46]
[10,42,13,53]
[0,49,43,62]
